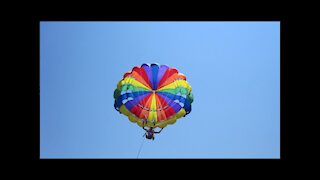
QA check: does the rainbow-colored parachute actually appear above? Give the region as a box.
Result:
[114,63,193,128]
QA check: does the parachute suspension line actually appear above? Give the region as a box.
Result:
[136,135,146,159]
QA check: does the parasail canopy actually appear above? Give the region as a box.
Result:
[114,63,193,128]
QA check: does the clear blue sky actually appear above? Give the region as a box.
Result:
[40,22,280,158]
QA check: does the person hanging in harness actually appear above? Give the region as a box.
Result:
[142,114,163,140]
